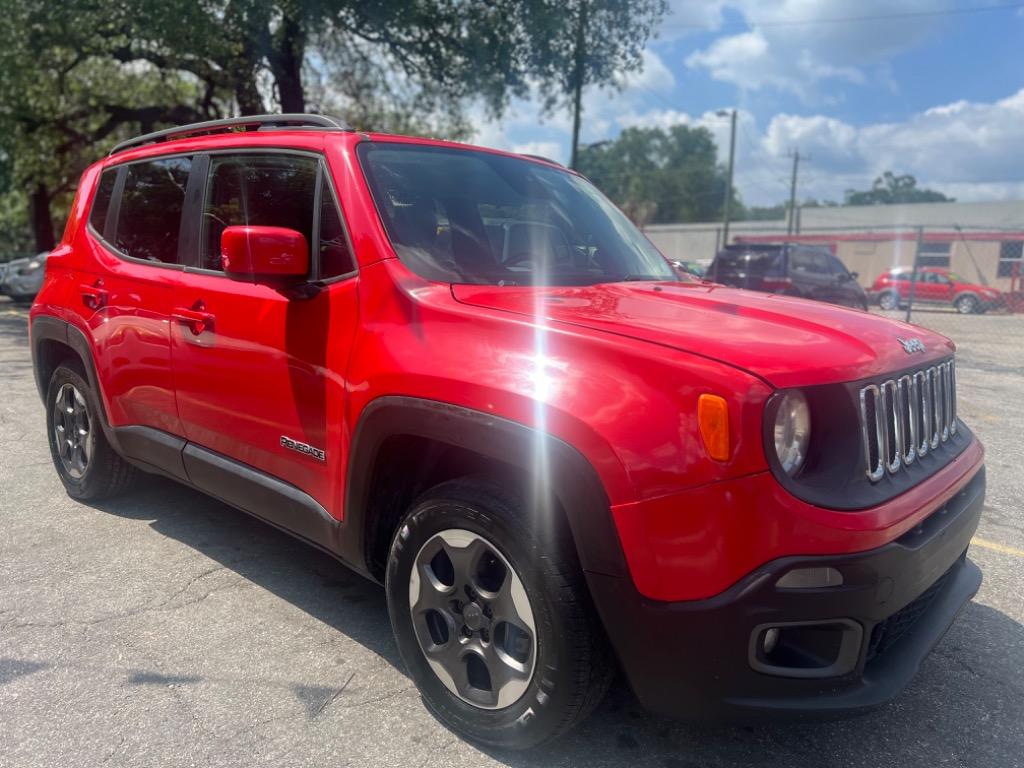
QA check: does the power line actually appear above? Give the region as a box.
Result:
[662,2,1024,33]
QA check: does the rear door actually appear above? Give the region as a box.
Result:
[788,247,836,303]
[914,271,950,304]
[83,156,193,437]
[170,150,360,513]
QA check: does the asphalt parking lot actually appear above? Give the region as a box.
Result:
[1,298,1022,768]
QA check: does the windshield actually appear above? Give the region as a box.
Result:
[358,143,677,286]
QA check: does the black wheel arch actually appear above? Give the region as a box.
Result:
[341,396,630,584]
[31,316,122,450]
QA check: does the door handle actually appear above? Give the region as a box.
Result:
[172,303,215,335]
[80,281,108,310]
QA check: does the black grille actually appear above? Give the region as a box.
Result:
[866,562,958,661]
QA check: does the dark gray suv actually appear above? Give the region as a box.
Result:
[710,244,868,310]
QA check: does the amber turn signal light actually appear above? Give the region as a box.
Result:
[697,394,730,461]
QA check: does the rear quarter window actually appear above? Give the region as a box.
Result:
[89,169,117,236]
[113,156,192,264]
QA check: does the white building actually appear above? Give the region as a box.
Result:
[644,200,1024,290]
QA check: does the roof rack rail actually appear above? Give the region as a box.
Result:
[109,114,351,156]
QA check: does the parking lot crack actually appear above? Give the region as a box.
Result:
[313,671,356,717]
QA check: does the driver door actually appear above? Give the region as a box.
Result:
[171,151,360,513]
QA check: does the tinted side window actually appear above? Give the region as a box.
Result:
[113,157,191,263]
[789,250,816,274]
[89,169,117,235]
[827,256,848,276]
[201,154,317,271]
[791,249,831,276]
[318,186,356,279]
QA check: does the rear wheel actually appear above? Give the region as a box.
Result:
[46,364,136,500]
[386,478,612,749]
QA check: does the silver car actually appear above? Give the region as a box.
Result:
[0,252,48,301]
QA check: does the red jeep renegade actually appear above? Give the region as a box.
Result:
[30,115,985,748]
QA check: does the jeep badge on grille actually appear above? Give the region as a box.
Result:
[897,337,926,354]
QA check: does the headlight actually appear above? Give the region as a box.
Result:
[773,391,811,476]
[17,260,41,275]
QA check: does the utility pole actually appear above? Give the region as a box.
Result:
[717,108,737,246]
[905,226,925,323]
[786,150,800,236]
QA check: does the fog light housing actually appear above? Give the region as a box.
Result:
[749,620,862,678]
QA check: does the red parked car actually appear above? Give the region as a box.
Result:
[871,266,1003,314]
[30,115,985,748]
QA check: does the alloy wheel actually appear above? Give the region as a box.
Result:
[956,296,977,314]
[53,383,92,479]
[409,529,537,710]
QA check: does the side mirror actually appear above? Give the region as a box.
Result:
[849,271,859,280]
[221,226,308,284]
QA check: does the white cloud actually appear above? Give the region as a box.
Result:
[617,108,692,131]
[753,88,1024,204]
[604,89,1024,207]
[617,49,676,92]
[686,0,950,99]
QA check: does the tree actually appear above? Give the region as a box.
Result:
[514,0,667,169]
[1,0,668,248]
[844,171,953,206]
[576,125,739,226]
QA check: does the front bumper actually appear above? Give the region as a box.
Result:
[589,465,984,720]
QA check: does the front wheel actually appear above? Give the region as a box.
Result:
[955,294,980,314]
[385,478,613,749]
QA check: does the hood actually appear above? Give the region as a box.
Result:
[452,281,955,388]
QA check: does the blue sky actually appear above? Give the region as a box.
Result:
[473,0,1024,207]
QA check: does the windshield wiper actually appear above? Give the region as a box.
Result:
[613,274,663,282]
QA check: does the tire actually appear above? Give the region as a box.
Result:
[385,478,613,749]
[878,291,899,311]
[45,363,137,500]
[955,294,979,314]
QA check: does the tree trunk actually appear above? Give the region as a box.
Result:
[234,73,265,115]
[271,14,306,113]
[569,3,587,170]
[29,182,56,253]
